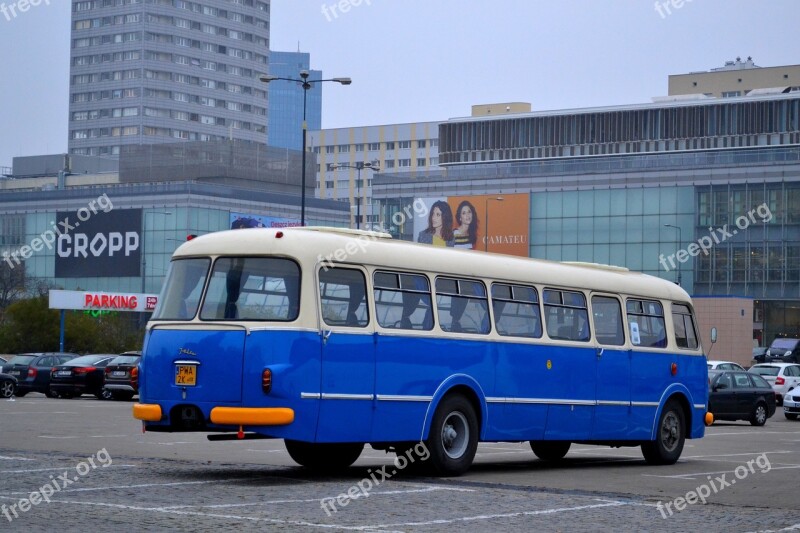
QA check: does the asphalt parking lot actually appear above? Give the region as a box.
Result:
[1,395,799,532]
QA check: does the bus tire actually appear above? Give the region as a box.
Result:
[641,399,685,465]
[426,394,478,476]
[284,440,363,471]
[530,441,571,461]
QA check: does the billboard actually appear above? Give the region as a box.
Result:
[55,209,142,278]
[412,193,529,257]
[230,212,300,229]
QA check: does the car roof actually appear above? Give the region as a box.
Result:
[708,360,740,364]
[750,362,800,368]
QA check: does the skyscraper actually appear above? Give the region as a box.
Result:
[267,51,322,151]
[69,0,271,157]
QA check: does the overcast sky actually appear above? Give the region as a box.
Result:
[1,0,799,167]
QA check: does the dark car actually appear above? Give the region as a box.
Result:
[764,338,800,363]
[102,352,141,401]
[0,373,17,398]
[49,355,116,399]
[3,353,79,397]
[708,370,777,426]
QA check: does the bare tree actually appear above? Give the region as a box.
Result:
[0,261,27,311]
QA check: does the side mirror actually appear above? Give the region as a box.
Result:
[711,327,718,344]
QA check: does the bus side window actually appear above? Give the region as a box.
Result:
[373,271,433,331]
[671,303,699,349]
[435,277,489,334]
[543,289,590,342]
[491,283,542,338]
[591,295,625,346]
[319,268,369,328]
[626,299,666,348]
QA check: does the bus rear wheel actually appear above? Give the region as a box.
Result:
[284,440,363,471]
[530,441,571,462]
[426,394,478,476]
[641,399,685,465]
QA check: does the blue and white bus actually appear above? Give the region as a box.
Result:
[133,227,708,475]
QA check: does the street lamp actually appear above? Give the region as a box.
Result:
[664,223,682,286]
[259,70,351,227]
[331,161,380,230]
[484,196,504,252]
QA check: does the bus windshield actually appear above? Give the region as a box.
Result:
[153,258,210,320]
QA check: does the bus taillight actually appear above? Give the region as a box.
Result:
[262,369,272,394]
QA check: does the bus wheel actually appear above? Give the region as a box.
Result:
[530,441,571,461]
[426,394,478,476]
[641,400,685,465]
[284,440,363,471]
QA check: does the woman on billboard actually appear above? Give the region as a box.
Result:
[417,200,455,247]
[453,200,479,249]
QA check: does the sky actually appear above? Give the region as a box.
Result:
[1,0,799,168]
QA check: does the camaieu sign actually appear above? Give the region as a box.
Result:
[55,209,142,278]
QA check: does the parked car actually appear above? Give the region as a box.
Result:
[49,355,116,399]
[783,385,800,420]
[708,360,747,371]
[0,372,17,398]
[748,363,800,405]
[764,338,800,363]
[752,346,768,363]
[3,353,80,397]
[102,352,141,401]
[708,370,776,426]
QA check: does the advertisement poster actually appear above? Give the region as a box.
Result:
[230,213,300,230]
[412,194,529,257]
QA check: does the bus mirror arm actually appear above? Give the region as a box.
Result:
[322,330,332,345]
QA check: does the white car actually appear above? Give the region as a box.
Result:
[749,363,800,406]
[784,386,800,420]
[707,360,747,371]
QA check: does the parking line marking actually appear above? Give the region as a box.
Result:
[1,465,136,475]
[38,435,79,439]
[0,455,34,461]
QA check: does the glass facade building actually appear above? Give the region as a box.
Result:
[374,94,800,349]
[267,51,322,151]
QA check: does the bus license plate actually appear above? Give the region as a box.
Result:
[175,365,197,386]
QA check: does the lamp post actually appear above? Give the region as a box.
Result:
[259,70,351,227]
[484,196,504,252]
[331,161,380,230]
[141,210,171,327]
[664,223,682,286]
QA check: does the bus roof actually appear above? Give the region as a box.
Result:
[172,227,691,303]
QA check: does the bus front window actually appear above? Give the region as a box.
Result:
[153,258,211,320]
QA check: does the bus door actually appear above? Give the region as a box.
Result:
[316,266,375,442]
[589,294,631,440]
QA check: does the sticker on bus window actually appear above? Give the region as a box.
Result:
[630,322,641,345]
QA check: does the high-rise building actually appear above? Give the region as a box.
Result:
[68,0,271,157]
[668,57,800,98]
[267,51,322,150]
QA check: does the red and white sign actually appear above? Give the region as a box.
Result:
[49,290,159,313]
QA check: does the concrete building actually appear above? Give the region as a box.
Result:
[669,58,800,99]
[311,121,441,230]
[0,143,348,297]
[373,92,800,359]
[68,0,271,157]
[267,51,322,151]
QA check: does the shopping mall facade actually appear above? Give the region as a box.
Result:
[373,93,800,353]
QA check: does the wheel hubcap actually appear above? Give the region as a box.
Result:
[661,411,680,452]
[441,411,468,459]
